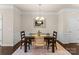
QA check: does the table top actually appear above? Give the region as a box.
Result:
[25,34,53,39]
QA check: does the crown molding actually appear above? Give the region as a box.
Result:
[0,4,14,9]
[22,11,58,15]
[58,8,79,15]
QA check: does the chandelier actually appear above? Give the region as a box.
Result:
[35,4,45,21]
[35,16,44,20]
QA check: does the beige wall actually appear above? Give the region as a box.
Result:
[0,14,2,45]
[0,5,14,46]
[1,4,79,46]
[58,8,79,44]
[21,12,58,36]
[13,6,22,45]
[0,5,22,46]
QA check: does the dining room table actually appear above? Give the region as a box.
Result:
[24,33,55,53]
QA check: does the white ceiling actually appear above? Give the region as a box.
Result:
[15,4,79,12]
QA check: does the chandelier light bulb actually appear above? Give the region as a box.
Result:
[40,17,42,20]
[35,17,39,20]
[35,16,45,20]
[37,21,42,24]
[41,17,44,20]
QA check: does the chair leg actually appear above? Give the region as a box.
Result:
[28,45,30,50]
[20,42,22,49]
[54,43,57,50]
[30,40,32,45]
[47,40,49,50]
[20,46,22,49]
[24,43,27,52]
[52,42,55,52]
[47,43,49,50]
[55,44,57,50]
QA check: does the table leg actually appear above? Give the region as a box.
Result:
[28,43,30,50]
[47,39,49,50]
[30,39,32,45]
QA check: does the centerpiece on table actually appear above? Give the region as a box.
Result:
[37,30,41,36]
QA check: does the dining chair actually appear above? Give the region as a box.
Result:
[20,31,25,49]
[44,31,57,50]
[53,31,57,50]
[44,36,53,50]
[20,31,30,49]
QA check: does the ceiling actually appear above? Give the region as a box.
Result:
[15,4,79,12]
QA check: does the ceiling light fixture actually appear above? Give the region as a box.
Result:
[35,4,45,20]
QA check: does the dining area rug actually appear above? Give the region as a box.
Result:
[12,43,71,55]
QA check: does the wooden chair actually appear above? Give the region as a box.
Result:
[44,31,57,50]
[20,31,25,49]
[24,36,35,52]
[53,31,57,50]
[20,31,31,49]
[44,36,53,50]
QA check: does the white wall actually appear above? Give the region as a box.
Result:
[0,6,58,46]
[0,14,2,46]
[0,5,22,46]
[0,5,14,46]
[2,4,79,46]
[58,8,79,44]
[21,12,58,36]
[13,6,22,45]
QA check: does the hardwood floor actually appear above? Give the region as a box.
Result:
[2,46,13,55]
[57,40,79,55]
[1,40,79,55]
[63,43,79,55]
[1,41,21,55]
[0,46,2,55]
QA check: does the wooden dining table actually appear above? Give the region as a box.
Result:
[24,35,55,53]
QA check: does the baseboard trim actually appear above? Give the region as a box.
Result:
[57,40,64,47]
[13,41,21,52]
